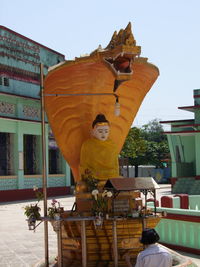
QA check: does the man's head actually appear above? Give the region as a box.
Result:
[140,228,160,245]
[92,114,110,141]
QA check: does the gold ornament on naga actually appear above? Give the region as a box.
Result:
[44,22,159,181]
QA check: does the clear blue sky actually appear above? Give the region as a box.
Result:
[2,0,200,130]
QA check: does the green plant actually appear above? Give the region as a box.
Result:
[24,186,43,220]
[34,186,43,202]
[81,169,99,191]
[48,199,63,218]
[91,189,113,215]
[24,204,41,220]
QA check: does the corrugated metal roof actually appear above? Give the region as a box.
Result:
[104,177,160,191]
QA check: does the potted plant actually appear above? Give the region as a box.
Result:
[24,186,43,230]
[91,189,113,228]
[48,199,64,220]
[48,199,64,232]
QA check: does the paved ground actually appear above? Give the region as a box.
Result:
[0,196,75,267]
[0,185,200,266]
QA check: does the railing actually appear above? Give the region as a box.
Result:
[188,196,200,210]
[147,206,200,253]
[148,195,200,210]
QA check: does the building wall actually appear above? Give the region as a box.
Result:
[167,135,195,177]
[194,90,200,175]
[164,89,200,179]
[195,133,200,175]
[0,26,71,200]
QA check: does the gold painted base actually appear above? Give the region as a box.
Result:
[60,212,161,266]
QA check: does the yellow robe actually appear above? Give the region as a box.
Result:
[80,137,119,180]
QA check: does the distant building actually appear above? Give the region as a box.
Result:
[0,26,71,201]
[161,89,200,194]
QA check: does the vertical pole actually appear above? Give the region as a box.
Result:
[57,220,63,267]
[144,190,147,216]
[113,219,118,267]
[81,220,87,267]
[40,63,49,266]
[127,158,129,177]
[154,190,157,215]
[141,216,146,231]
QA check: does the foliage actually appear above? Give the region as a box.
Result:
[145,141,169,168]
[48,199,63,218]
[120,127,147,168]
[91,189,113,215]
[141,118,167,143]
[81,169,99,191]
[34,186,43,202]
[141,119,170,168]
[24,186,43,219]
[24,204,41,220]
[120,120,170,172]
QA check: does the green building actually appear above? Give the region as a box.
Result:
[161,89,200,194]
[0,26,71,201]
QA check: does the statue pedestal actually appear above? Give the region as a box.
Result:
[58,213,161,266]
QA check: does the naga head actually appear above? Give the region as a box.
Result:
[90,22,141,83]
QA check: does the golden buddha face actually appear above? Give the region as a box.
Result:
[93,124,110,141]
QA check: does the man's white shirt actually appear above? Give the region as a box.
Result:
[135,243,172,267]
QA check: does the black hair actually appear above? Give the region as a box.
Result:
[140,228,160,245]
[92,114,109,128]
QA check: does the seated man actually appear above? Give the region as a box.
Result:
[125,228,172,267]
[80,113,119,181]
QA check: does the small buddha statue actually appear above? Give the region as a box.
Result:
[80,114,119,181]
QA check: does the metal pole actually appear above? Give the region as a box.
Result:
[40,63,49,266]
[81,220,87,267]
[112,220,118,267]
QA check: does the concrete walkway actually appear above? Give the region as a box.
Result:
[0,186,200,266]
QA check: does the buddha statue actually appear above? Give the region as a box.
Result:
[79,114,119,181]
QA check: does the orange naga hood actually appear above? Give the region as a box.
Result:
[44,22,159,181]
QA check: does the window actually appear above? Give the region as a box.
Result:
[49,138,62,174]
[49,131,63,174]
[49,147,63,174]
[0,133,14,175]
[24,134,38,175]
[4,77,9,86]
[0,77,9,86]
[49,149,60,174]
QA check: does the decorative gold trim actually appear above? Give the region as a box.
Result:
[24,175,42,178]
[48,174,65,178]
[94,122,109,127]
[24,174,65,178]
[0,176,17,179]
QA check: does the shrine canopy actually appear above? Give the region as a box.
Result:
[104,177,160,192]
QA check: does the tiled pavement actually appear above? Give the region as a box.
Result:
[0,187,200,266]
[0,196,75,267]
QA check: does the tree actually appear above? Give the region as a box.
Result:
[141,119,170,168]
[120,127,147,177]
[120,120,170,176]
[141,118,167,143]
[145,141,169,168]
